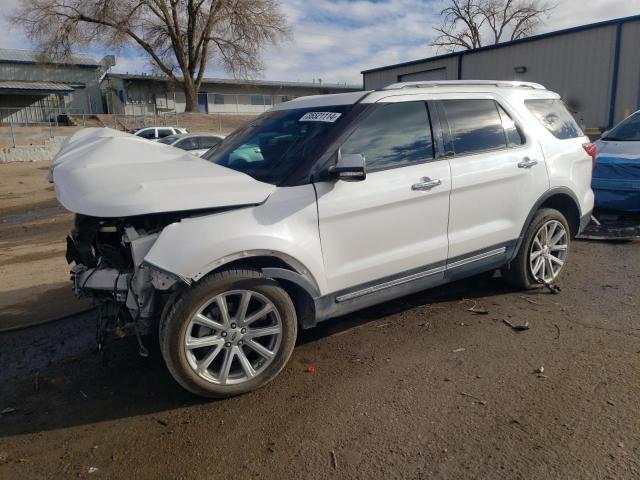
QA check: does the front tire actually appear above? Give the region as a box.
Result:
[502,208,570,290]
[160,269,297,398]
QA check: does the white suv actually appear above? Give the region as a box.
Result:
[51,81,594,398]
[132,126,188,140]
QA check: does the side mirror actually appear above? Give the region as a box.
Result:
[329,152,366,181]
[601,130,610,139]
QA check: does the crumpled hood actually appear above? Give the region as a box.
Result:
[51,128,275,218]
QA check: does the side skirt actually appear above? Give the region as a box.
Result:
[310,241,516,328]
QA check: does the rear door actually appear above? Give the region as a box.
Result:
[314,100,451,293]
[438,96,548,268]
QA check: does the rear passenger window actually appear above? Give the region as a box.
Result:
[199,136,222,149]
[137,129,156,139]
[497,105,525,147]
[341,101,433,171]
[442,99,507,155]
[157,128,174,138]
[175,137,199,150]
[525,99,583,139]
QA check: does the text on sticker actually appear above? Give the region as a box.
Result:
[299,112,342,123]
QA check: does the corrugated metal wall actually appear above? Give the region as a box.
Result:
[363,57,459,90]
[0,63,102,114]
[363,18,640,129]
[462,27,616,128]
[614,21,640,123]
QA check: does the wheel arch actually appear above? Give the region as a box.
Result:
[509,188,581,263]
[196,252,321,330]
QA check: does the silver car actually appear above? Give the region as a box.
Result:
[158,132,226,157]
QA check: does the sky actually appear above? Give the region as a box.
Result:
[0,0,639,85]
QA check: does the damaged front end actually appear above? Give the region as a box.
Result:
[66,214,183,354]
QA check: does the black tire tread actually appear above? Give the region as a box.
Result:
[159,268,297,398]
[502,208,570,290]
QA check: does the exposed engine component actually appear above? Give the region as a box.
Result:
[65,213,183,354]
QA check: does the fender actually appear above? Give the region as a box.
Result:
[509,187,583,263]
[142,185,328,294]
[262,267,321,298]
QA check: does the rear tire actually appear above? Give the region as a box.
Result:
[502,208,570,290]
[159,269,297,398]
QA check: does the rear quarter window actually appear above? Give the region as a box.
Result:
[525,99,583,139]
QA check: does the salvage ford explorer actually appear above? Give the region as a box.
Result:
[50,81,594,398]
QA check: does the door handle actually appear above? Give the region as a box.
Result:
[411,177,442,191]
[518,157,538,168]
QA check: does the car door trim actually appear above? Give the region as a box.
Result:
[335,265,447,302]
[446,246,506,270]
[336,245,507,303]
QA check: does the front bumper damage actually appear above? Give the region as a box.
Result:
[66,222,182,352]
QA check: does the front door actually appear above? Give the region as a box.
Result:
[314,100,451,294]
[438,97,549,262]
[198,92,209,113]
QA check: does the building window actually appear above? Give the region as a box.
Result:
[213,94,225,105]
[250,94,272,106]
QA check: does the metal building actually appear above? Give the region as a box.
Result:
[0,48,107,123]
[102,73,360,116]
[362,14,640,131]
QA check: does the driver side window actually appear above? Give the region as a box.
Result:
[341,101,434,172]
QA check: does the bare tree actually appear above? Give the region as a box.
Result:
[432,0,554,52]
[13,0,290,112]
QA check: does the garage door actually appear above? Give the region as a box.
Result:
[399,68,447,82]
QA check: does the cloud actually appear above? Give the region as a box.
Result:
[0,0,638,85]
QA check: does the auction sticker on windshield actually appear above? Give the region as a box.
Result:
[299,112,342,123]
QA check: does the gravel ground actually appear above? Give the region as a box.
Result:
[0,239,639,480]
[0,161,89,331]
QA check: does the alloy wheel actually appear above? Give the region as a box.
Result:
[183,290,282,385]
[529,220,568,283]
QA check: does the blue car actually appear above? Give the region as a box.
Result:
[593,111,640,212]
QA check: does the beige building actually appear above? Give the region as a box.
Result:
[102,73,359,115]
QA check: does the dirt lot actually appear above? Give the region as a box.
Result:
[0,238,638,479]
[0,161,90,331]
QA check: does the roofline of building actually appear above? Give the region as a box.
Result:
[102,72,360,90]
[361,13,640,74]
[0,48,98,68]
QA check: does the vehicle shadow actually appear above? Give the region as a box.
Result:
[0,273,518,438]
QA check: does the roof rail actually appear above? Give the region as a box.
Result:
[381,80,546,90]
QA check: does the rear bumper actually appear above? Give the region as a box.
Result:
[578,210,593,235]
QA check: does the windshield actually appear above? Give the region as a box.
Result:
[157,134,182,145]
[604,112,640,141]
[202,105,352,185]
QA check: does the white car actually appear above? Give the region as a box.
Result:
[131,126,188,140]
[157,133,226,157]
[50,81,594,398]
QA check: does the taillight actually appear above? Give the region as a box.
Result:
[583,143,597,169]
